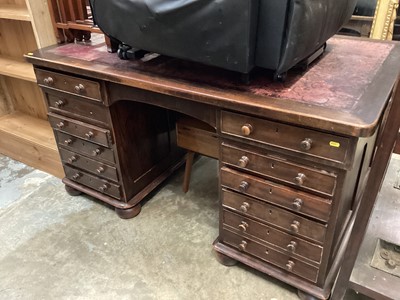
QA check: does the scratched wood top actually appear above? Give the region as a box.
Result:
[26,35,400,137]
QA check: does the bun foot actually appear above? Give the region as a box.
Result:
[65,185,82,196]
[115,204,141,219]
[297,290,320,300]
[214,251,238,266]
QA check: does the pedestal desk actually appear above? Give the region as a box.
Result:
[26,36,400,299]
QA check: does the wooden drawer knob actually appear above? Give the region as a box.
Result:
[287,241,297,252]
[74,84,85,94]
[286,260,295,271]
[238,240,247,252]
[240,202,250,213]
[92,148,101,156]
[239,181,249,192]
[56,122,65,129]
[68,156,77,163]
[43,77,54,86]
[99,184,108,192]
[85,131,94,139]
[238,156,250,168]
[64,139,73,145]
[290,220,300,233]
[295,173,306,185]
[238,221,249,232]
[72,173,81,180]
[300,138,313,151]
[96,166,105,173]
[54,100,65,108]
[241,124,253,136]
[292,198,303,211]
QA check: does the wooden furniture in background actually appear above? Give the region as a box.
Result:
[0,0,63,177]
[26,35,400,299]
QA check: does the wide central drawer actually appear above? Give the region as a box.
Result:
[221,143,337,197]
[222,189,327,243]
[221,110,350,164]
[220,167,331,222]
[222,229,319,283]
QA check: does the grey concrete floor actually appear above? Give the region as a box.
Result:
[0,154,369,300]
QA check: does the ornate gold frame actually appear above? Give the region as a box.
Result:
[370,0,399,40]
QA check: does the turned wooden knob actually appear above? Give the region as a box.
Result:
[96,166,105,173]
[85,131,94,139]
[64,139,73,145]
[240,202,250,213]
[238,240,247,252]
[74,84,85,94]
[238,156,250,168]
[238,221,249,232]
[292,198,303,211]
[72,173,81,180]
[99,184,108,192]
[295,173,306,185]
[287,241,297,252]
[241,124,253,136]
[68,156,77,163]
[290,220,300,233]
[92,148,101,156]
[239,181,249,193]
[43,77,54,86]
[56,122,65,129]
[300,138,313,151]
[54,100,65,108]
[286,260,295,271]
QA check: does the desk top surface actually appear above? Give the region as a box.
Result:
[27,35,400,137]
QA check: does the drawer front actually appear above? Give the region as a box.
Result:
[64,165,122,200]
[222,229,319,283]
[55,131,116,164]
[222,189,327,244]
[223,210,323,263]
[221,143,336,197]
[36,69,102,101]
[49,113,112,147]
[47,93,109,124]
[221,110,350,164]
[59,148,119,182]
[220,167,331,222]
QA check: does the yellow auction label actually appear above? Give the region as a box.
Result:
[329,141,340,148]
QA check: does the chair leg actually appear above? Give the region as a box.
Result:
[183,151,195,193]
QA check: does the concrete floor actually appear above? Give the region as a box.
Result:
[0,154,369,300]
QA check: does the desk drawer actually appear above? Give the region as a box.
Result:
[49,113,112,147]
[59,148,119,182]
[222,189,327,244]
[223,210,323,263]
[47,93,109,124]
[221,111,350,164]
[220,167,331,222]
[36,69,102,101]
[221,143,337,197]
[55,131,116,165]
[64,165,122,200]
[222,229,319,283]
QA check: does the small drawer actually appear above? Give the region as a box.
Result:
[223,210,323,263]
[64,165,122,200]
[222,229,319,283]
[36,69,102,101]
[220,167,331,222]
[221,143,337,197]
[222,189,327,244]
[221,111,350,164]
[49,113,112,147]
[59,148,119,182]
[47,93,109,124]
[55,131,116,165]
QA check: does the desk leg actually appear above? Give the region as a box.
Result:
[115,205,141,219]
[65,185,82,196]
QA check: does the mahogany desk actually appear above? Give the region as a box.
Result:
[26,36,400,299]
